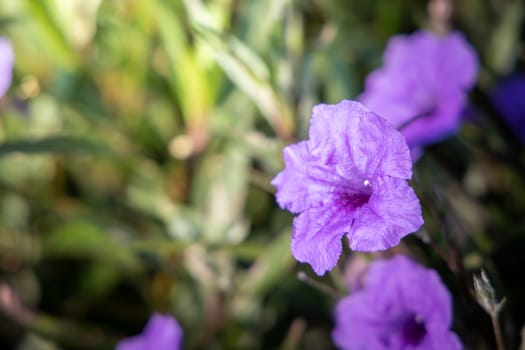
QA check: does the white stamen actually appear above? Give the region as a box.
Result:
[363,179,371,187]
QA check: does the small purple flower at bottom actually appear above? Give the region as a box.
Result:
[272,100,423,275]
[333,255,462,350]
[116,313,183,350]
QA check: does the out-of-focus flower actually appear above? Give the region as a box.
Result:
[272,100,423,275]
[116,313,183,350]
[491,73,525,143]
[333,255,462,350]
[360,30,478,160]
[0,38,13,98]
[342,253,370,292]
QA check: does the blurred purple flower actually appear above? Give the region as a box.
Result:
[343,253,370,292]
[116,313,183,350]
[360,30,478,159]
[333,255,462,350]
[491,73,525,143]
[272,100,423,275]
[0,38,13,98]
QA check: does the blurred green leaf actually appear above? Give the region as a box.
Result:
[152,0,216,128]
[125,159,179,223]
[16,333,60,350]
[486,1,523,75]
[43,221,141,273]
[194,24,294,138]
[78,262,120,300]
[240,0,293,51]
[239,230,293,296]
[23,0,79,68]
[191,142,250,244]
[0,136,113,157]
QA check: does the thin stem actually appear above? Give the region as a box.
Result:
[427,0,453,35]
[279,318,306,350]
[491,298,507,350]
[297,272,342,299]
[491,313,505,350]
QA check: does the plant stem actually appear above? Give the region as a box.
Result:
[491,299,507,350]
[297,272,342,299]
[491,312,505,350]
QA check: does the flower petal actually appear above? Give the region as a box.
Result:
[360,30,478,157]
[333,256,462,350]
[116,313,183,350]
[491,73,525,143]
[0,38,13,99]
[346,207,395,251]
[272,141,356,213]
[437,31,478,89]
[366,256,452,326]
[291,202,350,275]
[116,336,146,350]
[420,331,463,350]
[352,177,423,250]
[401,91,465,147]
[333,292,397,350]
[310,100,412,180]
[371,176,423,231]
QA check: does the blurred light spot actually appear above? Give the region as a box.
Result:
[319,24,337,44]
[169,134,194,159]
[428,0,453,34]
[18,76,40,99]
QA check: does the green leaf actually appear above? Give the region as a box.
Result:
[191,142,250,244]
[23,0,79,68]
[239,230,293,296]
[43,221,141,273]
[152,0,215,125]
[486,1,524,75]
[193,25,293,137]
[0,136,113,157]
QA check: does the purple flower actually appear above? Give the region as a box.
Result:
[0,38,13,99]
[272,100,423,275]
[116,313,183,350]
[491,73,525,143]
[360,30,478,159]
[333,255,462,350]
[342,253,370,292]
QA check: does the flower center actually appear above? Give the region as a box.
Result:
[339,192,370,209]
[337,181,372,210]
[402,315,427,346]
